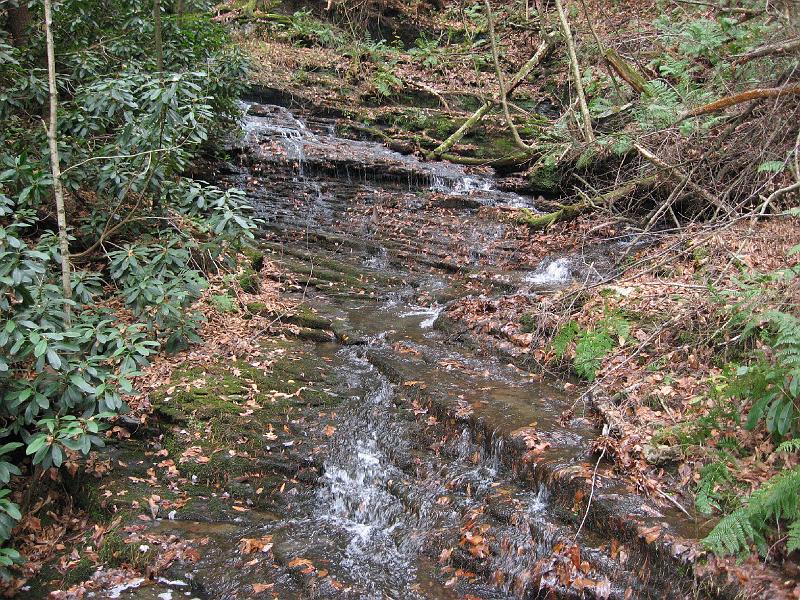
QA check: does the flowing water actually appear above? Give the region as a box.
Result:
[114,101,694,600]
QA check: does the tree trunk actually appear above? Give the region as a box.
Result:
[553,0,595,143]
[6,4,32,47]
[153,0,164,73]
[44,0,73,324]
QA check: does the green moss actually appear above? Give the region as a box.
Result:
[212,294,238,313]
[64,557,95,585]
[519,312,536,333]
[99,532,154,569]
[242,245,265,271]
[527,161,561,193]
[238,269,260,293]
[289,305,332,330]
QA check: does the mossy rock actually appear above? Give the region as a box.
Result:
[99,531,155,570]
[245,303,332,331]
[63,557,96,586]
[238,269,260,293]
[526,161,562,194]
[212,294,238,313]
[242,245,265,272]
[295,327,335,343]
[287,305,332,330]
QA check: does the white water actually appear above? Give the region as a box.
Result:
[525,257,572,285]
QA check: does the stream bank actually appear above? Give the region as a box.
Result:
[36,99,791,599]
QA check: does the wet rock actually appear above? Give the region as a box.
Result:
[643,443,683,466]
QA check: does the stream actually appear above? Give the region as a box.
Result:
[106,101,695,600]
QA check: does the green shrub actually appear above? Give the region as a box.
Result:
[0,0,255,575]
[701,247,800,557]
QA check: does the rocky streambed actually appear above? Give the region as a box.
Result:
[51,100,785,600]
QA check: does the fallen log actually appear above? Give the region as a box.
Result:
[516,176,657,229]
[603,48,650,96]
[342,120,535,167]
[678,84,800,120]
[733,37,800,64]
[432,37,553,156]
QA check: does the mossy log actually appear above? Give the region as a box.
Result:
[342,120,535,167]
[432,38,553,156]
[516,175,657,229]
[432,101,492,156]
[603,48,650,96]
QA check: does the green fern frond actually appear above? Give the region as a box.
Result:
[776,439,800,454]
[696,461,732,515]
[703,508,756,556]
[748,466,800,523]
[705,467,800,557]
[787,520,800,553]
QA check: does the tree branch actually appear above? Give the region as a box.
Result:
[678,84,800,120]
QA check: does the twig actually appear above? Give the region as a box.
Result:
[634,143,731,215]
[574,442,605,542]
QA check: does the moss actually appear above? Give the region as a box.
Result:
[99,532,154,570]
[246,301,268,316]
[289,305,332,330]
[519,312,536,333]
[295,327,335,343]
[212,294,238,313]
[527,161,561,193]
[238,269,260,293]
[64,557,95,585]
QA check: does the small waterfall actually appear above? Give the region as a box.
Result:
[525,257,572,286]
[315,350,422,596]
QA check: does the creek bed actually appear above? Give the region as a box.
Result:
[95,102,719,600]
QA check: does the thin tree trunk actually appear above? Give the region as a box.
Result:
[553,0,595,143]
[44,0,72,324]
[176,0,185,16]
[153,0,164,73]
[485,0,535,152]
[433,38,553,156]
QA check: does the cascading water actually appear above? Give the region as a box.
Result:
[315,350,421,596]
[151,101,694,600]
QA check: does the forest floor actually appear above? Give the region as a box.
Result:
[7,0,800,596]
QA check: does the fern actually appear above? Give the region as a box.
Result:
[551,313,630,381]
[757,160,786,173]
[777,439,800,454]
[611,135,632,156]
[679,18,726,60]
[656,54,696,86]
[748,466,800,523]
[788,520,800,553]
[574,330,615,381]
[696,461,733,515]
[552,321,579,358]
[704,467,800,557]
[703,508,760,556]
[635,80,681,130]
